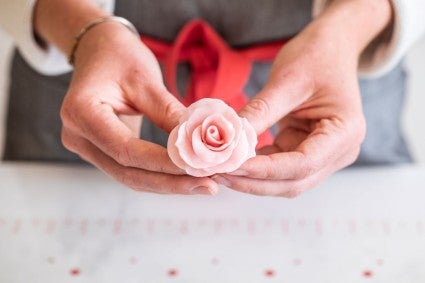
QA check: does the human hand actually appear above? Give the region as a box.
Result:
[60,22,218,194]
[213,0,392,197]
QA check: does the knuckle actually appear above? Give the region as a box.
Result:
[345,146,361,167]
[281,182,305,198]
[61,130,75,152]
[60,92,88,129]
[262,155,281,179]
[116,170,140,188]
[264,165,279,179]
[283,188,302,199]
[170,183,190,195]
[113,142,133,167]
[60,101,73,125]
[304,161,319,176]
[164,99,180,120]
[129,185,150,193]
[346,115,366,145]
[356,117,367,143]
[246,97,271,120]
[150,89,182,132]
[244,183,269,196]
[162,100,181,129]
[293,158,318,180]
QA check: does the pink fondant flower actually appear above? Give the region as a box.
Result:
[167,98,257,177]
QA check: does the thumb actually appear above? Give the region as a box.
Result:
[238,73,311,134]
[133,86,186,133]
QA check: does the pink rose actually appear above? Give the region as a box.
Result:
[167,98,257,177]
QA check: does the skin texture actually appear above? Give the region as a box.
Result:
[34,0,392,197]
[34,0,218,195]
[213,0,393,197]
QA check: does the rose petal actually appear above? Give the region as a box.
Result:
[167,125,189,170]
[184,99,242,142]
[192,125,234,165]
[201,114,235,151]
[185,166,213,177]
[204,125,222,146]
[205,129,251,174]
[241,117,258,157]
[199,118,257,174]
[185,126,255,177]
[175,122,214,169]
[184,108,212,136]
[180,98,230,123]
[221,110,244,151]
[167,98,258,177]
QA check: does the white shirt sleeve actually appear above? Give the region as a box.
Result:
[2,0,423,78]
[0,0,115,76]
[313,0,425,78]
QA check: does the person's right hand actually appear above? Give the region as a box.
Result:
[60,22,218,195]
[212,0,392,197]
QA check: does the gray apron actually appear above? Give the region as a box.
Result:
[3,0,412,165]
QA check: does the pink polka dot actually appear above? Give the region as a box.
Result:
[168,268,178,277]
[264,269,275,277]
[363,270,373,278]
[70,268,81,276]
[47,257,55,264]
[129,257,138,265]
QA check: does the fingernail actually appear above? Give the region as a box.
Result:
[230,169,248,176]
[192,186,218,195]
[212,175,231,187]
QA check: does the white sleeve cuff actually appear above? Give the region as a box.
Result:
[313,0,425,79]
[0,0,115,76]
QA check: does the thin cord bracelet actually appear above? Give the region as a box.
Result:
[68,16,139,65]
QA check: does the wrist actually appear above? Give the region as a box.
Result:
[72,21,139,69]
[309,0,393,58]
[69,16,139,65]
[34,0,108,56]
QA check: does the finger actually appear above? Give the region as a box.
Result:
[231,152,319,180]
[256,145,280,155]
[61,103,184,174]
[273,127,309,152]
[130,86,185,133]
[213,169,327,198]
[217,141,361,197]
[258,116,311,154]
[62,128,219,195]
[278,116,315,133]
[255,127,307,155]
[230,118,350,180]
[238,71,312,134]
[118,114,142,137]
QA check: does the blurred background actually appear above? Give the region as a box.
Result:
[0,30,425,162]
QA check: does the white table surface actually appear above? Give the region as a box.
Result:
[0,162,424,283]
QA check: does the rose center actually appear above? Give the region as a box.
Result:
[199,114,235,152]
[203,125,225,149]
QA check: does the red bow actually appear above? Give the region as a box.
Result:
[142,20,286,148]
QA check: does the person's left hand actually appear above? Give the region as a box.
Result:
[212,0,392,197]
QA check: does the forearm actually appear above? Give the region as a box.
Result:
[309,0,393,58]
[34,0,108,56]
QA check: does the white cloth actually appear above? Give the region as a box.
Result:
[0,0,424,78]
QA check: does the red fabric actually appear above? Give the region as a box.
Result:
[141,20,287,148]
